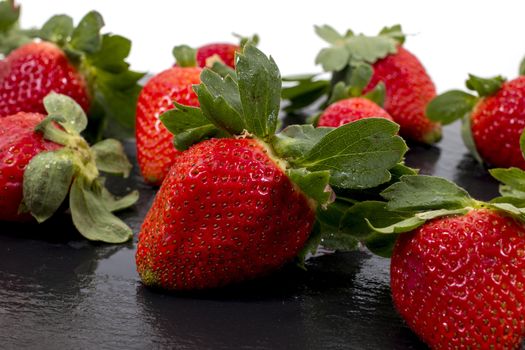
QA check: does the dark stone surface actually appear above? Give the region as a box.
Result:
[0,123,509,349]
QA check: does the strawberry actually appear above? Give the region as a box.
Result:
[317,97,393,127]
[0,112,60,221]
[135,66,201,185]
[349,167,525,348]
[0,92,138,243]
[428,74,525,169]
[136,45,408,291]
[283,25,441,144]
[0,2,143,139]
[391,209,525,348]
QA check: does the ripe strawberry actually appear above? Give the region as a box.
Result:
[0,42,90,116]
[284,24,441,144]
[136,45,407,291]
[391,209,525,349]
[136,138,316,290]
[196,43,239,68]
[317,97,393,127]
[356,173,525,349]
[135,67,201,185]
[363,45,440,144]
[428,74,525,169]
[0,92,138,243]
[0,4,143,138]
[0,112,60,221]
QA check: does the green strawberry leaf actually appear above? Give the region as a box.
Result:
[314,24,344,44]
[210,61,237,79]
[368,208,470,234]
[91,139,132,177]
[43,92,87,133]
[272,125,332,160]
[234,33,259,47]
[340,201,412,238]
[363,82,386,107]
[39,14,73,45]
[296,221,322,266]
[426,90,478,125]
[70,178,133,243]
[172,44,197,67]
[326,81,348,105]
[0,0,18,33]
[100,186,139,212]
[21,149,75,223]
[236,44,281,139]
[460,112,482,163]
[281,78,330,100]
[315,46,351,72]
[87,34,132,72]
[346,34,397,65]
[465,74,505,97]
[489,167,525,193]
[294,118,407,189]
[486,202,525,221]
[287,168,333,207]
[378,24,405,45]
[160,101,228,151]
[196,69,246,134]
[69,11,103,53]
[364,232,398,258]
[282,73,320,82]
[348,63,373,97]
[381,175,476,211]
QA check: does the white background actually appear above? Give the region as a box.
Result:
[18,0,525,92]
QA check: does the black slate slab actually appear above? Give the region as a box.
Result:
[0,123,516,349]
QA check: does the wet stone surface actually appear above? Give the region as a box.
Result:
[0,123,516,349]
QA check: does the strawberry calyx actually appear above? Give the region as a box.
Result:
[161,44,410,260]
[20,92,138,243]
[0,2,144,139]
[342,159,525,256]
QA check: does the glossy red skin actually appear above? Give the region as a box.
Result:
[391,209,525,349]
[196,43,239,68]
[0,113,60,221]
[0,42,90,117]
[136,138,315,291]
[317,97,393,127]
[471,77,525,169]
[135,66,201,185]
[364,46,440,143]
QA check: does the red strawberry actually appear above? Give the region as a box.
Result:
[0,42,90,117]
[429,75,525,170]
[317,97,393,127]
[196,43,239,68]
[0,6,143,138]
[0,112,60,221]
[391,209,525,349]
[136,138,315,290]
[364,46,440,144]
[360,174,525,349]
[135,66,201,185]
[135,45,406,291]
[0,93,138,243]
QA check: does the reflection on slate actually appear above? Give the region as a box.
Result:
[0,123,519,349]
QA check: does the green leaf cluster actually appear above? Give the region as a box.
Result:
[21,93,138,243]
